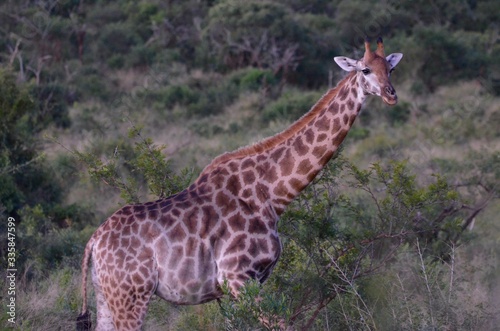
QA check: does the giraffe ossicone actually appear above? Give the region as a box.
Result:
[77,39,403,331]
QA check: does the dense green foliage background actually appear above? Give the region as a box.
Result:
[1,0,499,330]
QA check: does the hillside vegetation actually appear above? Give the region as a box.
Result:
[1,0,499,330]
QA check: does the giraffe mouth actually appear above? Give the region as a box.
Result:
[383,95,398,105]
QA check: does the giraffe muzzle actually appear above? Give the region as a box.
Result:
[383,86,398,105]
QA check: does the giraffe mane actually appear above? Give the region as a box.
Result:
[198,71,356,176]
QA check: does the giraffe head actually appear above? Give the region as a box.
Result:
[334,37,403,105]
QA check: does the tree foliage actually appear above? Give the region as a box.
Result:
[0,69,90,280]
[195,156,494,330]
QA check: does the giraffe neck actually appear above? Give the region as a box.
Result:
[197,71,366,215]
[262,72,365,212]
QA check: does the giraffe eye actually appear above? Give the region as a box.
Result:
[362,68,371,75]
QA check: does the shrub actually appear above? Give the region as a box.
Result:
[75,70,110,101]
[414,27,490,92]
[127,2,161,40]
[386,101,411,126]
[126,44,157,67]
[227,67,278,93]
[30,82,71,128]
[348,127,370,141]
[86,3,127,27]
[161,84,199,108]
[142,73,242,117]
[97,23,142,65]
[72,126,193,203]
[0,69,42,215]
[238,68,277,91]
[261,90,322,122]
[219,279,291,330]
[143,83,201,113]
[203,0,306,77]
[187,85,233,117]
[261,157,487,329]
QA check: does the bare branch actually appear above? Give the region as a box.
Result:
[7,39,21,66]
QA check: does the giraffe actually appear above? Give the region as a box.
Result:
[77,38,403,331]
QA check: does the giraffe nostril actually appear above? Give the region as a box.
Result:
[385,86,395,96]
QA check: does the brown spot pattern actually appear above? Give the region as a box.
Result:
[297,159,314,175]
[228,213,246,232]
[262,166,278,183]
[293,136,309,156]
[226,175,241,196]
[242,170,256,185]
[317,133,327,142]
[279,150,294,176]
[248,218,268,234]
[314,118,331,132]
[304,129,314,144]
[200,205,219,238]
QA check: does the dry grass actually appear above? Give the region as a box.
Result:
[4,268,83,330]
[2,268,224,330]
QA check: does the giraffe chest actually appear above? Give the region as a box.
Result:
[153,222,281,305]
[153,235,220,304]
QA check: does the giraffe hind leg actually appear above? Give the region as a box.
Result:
[94,269,156,330]
[107,289,154,331]
[94,288,116,331]
[94,281,155,331]
[92,267,117,331]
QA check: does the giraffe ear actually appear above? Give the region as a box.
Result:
[386,53,403,69]
[334,56,359,72]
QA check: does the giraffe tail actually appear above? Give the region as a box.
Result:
[76,233,96,331]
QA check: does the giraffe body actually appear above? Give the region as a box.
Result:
[78,38,403,331]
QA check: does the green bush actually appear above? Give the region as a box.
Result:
[260,157,483,329]
[229,67,278,92]
[0,69,41,214]
[261,90,322,122]
[126,44,157,67]
[97,22,142,64]
[386,101,411,126]
[203,0,307,76]
[241,69,275,90]
[187,84,236,117]
[335,0,400,50]
[73,126,193,203]
[16,204,86,274]
[30,82,71,128]
[161,84,200,108]
[86,3,127,27]
[219,279,291,330]
[141,73,244,116]
[127,2,161,40]
[0,71,102,278]
[348,127,370,141]
[75,69,110,101]
[414,27,490,91]
[142,83,200,113]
